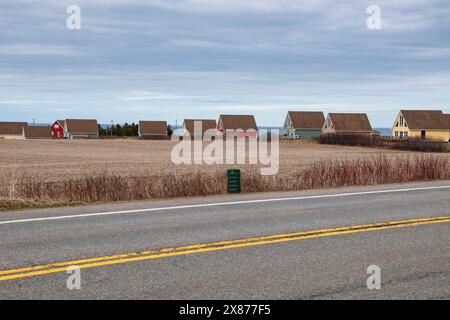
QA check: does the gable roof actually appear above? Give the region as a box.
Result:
[328,113,373,132]
[24,125,52,139]
[218,115,257,130]
[446,114,450,129]
[400,110,448,130]
[288,111,325,130]
[139,121,167,135]
[65,119,98,134]
[184,119,217,135]
[0,122,28,135]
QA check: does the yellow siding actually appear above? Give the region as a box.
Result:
[391,112,410,138]
[409,130,449,142]
[392,111,450,142]
[392,128,410,138]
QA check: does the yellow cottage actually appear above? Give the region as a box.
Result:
[392,110,450,142]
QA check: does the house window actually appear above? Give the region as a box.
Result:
[400,131,404,138]
[395,131,398,137]
[400,116,404,127]
[404,131,408,138]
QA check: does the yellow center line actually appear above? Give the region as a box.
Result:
[1,215,449,281]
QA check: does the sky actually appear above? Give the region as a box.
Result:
[1,0,449,127]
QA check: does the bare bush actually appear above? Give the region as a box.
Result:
[1,155,448,209]
[314,133,380,147]
[242,155,449,192]
[382,137,448,152]
[316,133,448,153]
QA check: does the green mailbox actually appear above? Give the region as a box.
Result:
[227,169,241,193]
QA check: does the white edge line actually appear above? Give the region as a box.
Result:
[1,185,449,225]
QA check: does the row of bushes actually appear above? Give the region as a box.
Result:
[385,138,448,152]
[315,134,448,152]
[315,133,378,147]
[1,155,448,206]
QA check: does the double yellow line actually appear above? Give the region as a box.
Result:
[1,215,449,282]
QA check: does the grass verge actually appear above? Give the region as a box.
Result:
[1,154,448,211]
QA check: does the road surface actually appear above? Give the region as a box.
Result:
[1,181,450,299]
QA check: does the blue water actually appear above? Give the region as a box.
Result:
[374,128,391,137]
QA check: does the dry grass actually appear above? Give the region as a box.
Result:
[1,152,448,211]
[0,198,81,212]
[0,139,418,181]
[243,154,450,192]
[1,139,449,211]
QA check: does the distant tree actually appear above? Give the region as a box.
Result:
[114,124,123,136]
[122,122,132,136]
[98,124,108,137]
[167,124,173,137]
[98,122,139,137]
[132,122,138,136]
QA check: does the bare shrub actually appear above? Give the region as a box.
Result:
[314,133,380,147]
[241,155,449,192]
[1,155,448,208]
[316,134,448,153]
[381,137,448,152]
[11,170,226,203]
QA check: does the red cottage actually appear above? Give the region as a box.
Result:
[51,120,65,139]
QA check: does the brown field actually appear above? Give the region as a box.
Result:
[0,139,449,210]
[0,139,428,179]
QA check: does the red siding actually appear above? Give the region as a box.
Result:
[51,121,64,139]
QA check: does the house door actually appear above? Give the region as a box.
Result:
[421,130,426,139]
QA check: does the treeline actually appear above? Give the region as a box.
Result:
[98,123,139,137]
[98,123,173,137]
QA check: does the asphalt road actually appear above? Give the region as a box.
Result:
[0,181,449,299]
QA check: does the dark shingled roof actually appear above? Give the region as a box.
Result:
[139,121,167,135]
[184,119,217,135]
[0,122,28,135]
[218,115,257,130]
[24,126,52,139]
[65,119,98,134]
[328,113,373,132]
[401,110,448,130]
[446,114,450,129]
[288,111,325,130]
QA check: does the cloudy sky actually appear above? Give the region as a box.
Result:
[1,0,449,126]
